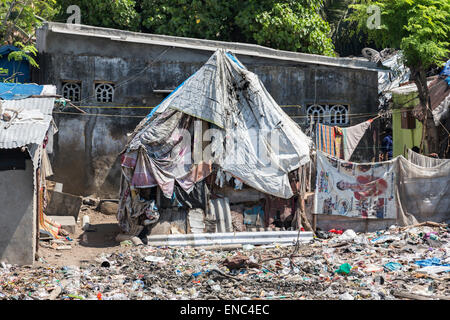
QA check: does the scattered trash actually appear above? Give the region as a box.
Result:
[414,258,449,268]
[416,265,450,275]
[384,262,403,272]
[82,215,90,231]
[222,254,260,270]
[335,263,352,275]
[339,292,355,300]
[339,229,357,241]
[55,245,72,250]
[120,240,133,247]
[0,223,448,300]
[144,256,165,263]
[365,264,384,273]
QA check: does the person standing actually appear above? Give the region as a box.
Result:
[381,128,393,160]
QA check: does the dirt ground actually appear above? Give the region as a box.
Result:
[36,208,128,267]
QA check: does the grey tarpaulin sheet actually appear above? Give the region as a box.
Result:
[407,148,450,168]
[396,155,450,225]
[135,49,311,199]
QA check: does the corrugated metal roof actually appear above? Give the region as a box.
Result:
[0,97,55,149]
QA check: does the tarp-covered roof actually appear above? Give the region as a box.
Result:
[124,49,311,199]
[0,83,54,100]
[0,45,20,57]
[0,83,56,149]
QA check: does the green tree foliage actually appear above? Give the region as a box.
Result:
[1,0,57,44]
[319,0,379,56]
[235,0,335,56]
[0,0,57,80]
[348,0,450,153]
[91,0,335,56]
[54,0,141,31]
[140,0,237,40]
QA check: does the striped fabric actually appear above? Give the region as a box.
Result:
[316,123,337,157]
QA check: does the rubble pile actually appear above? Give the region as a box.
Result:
[1,223,449,300]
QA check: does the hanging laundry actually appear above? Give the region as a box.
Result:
[334,127,344,159]
[342,119,373,161]
[316,120,373,161]
[315,124,346,159]
[316,123,338,157]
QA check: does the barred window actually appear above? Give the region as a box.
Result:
[62,82,81,102]
[307,104,349,125]
[95,83,115,103]
[306,104,326,124]
[329,104,348,125]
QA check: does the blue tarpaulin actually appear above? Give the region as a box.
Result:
[414,258,450,268]
[0,45,31,83]
[0,82,44,100]
[441,59,450,77]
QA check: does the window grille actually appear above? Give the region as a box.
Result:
[307,104,349,125]
[95,83,114,103]
[62,82,81,102]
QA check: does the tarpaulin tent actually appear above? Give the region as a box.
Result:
[118,49,312,234]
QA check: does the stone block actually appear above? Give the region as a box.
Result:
[45,190,82,220]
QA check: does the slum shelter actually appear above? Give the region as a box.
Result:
[314,147,450,232]
[390,60,450,159]
[0,83,63,265]
[117,49,312,237]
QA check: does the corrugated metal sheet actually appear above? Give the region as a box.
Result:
[208,198,233,233]
[0,97,55,149]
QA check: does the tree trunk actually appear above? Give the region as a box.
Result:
[411,67,439,154]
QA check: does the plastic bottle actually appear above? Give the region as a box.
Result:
[82,215,90,231]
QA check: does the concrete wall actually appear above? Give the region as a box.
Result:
[36,27,380,198]
[0,160,36,265]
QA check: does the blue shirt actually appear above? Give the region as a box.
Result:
[382,135,393,158]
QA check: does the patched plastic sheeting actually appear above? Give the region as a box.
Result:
[0,97,55,149]
[378,52,410,94]
[131,50,311,199]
